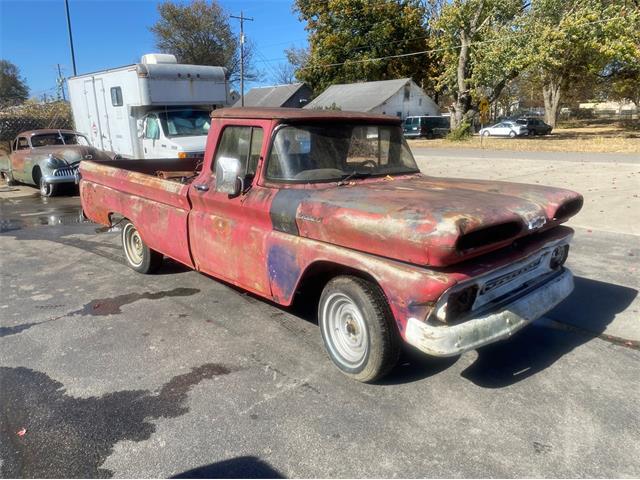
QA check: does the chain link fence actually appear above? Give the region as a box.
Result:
[0,101,74,145]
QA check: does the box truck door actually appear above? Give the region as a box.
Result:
[94,78,113,152]
[83,79,105,150]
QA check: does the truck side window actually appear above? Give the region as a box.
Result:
[17,137,29,150]
[144,116,160,140]
[214,126,263,179]
[110,87,123,107]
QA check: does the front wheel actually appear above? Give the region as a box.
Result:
[3,169,16,186]
[39,177,58,197]
[482,130,490,137]
[319,276,400,382]
[121,220,163,274]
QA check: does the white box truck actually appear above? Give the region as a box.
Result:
[68,53,229,159]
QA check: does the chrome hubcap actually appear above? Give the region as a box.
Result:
[123,224,144,266]
[322,293,368,368]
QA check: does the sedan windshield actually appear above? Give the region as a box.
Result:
[159,109,211,137]
[266,123,419,182]
[31,133,90,148]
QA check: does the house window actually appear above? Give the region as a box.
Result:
[110,87,123,107]
[404,86,410,101]
[419,98,422,106]
[396,112,402,117]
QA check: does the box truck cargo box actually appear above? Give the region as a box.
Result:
[68,54,230,159]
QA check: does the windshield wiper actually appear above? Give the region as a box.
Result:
[337,170,372,186]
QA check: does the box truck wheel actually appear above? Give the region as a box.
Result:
[121,220,163,274]
[319,275,400,382]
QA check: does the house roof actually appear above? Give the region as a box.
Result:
[233,83,308,108]
[304,78,412,111]
[211,107,400,124]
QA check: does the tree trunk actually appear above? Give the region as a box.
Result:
[451,32,472,129]
[543,77,563,127]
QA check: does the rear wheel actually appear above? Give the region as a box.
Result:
[121,220,163,274]
[319,276,400,382]
[508,130,516,138]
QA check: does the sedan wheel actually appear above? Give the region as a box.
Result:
[39,177,57,197]
[509,131,516,138]
[482,131,490,137]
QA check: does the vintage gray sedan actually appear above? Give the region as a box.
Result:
[4,129,115,196]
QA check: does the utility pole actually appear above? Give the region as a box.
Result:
[64,0,77,76]
[230,11,253,107]
[57,64,66,101]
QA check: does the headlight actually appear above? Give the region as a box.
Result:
[46,156,62,169]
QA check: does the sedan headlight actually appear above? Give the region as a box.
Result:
[46,155,63,169]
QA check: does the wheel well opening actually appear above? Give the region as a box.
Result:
[291,261,383,323]
[108,212,126,226]
[32,165,42,184]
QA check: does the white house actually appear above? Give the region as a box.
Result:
[304,78,439,119]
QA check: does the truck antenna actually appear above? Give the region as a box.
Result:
[230,11,253,107]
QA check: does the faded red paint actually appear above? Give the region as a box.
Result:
[79,108,583,341]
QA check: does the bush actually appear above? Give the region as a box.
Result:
[446,121,472,141]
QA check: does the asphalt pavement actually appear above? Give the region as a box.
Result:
[1,148,639,478]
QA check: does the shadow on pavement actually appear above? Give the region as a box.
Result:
[460,276,637,388]
[172,457,284,479]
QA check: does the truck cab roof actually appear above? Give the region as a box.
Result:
[212,107,401,124]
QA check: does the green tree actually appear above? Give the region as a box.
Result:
[527,0,640,126]
[0,60,29,108]
[431,0,529,129]
[293,0,436,94]
[150,0,256,85]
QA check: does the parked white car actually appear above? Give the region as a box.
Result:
[479,121,528,138]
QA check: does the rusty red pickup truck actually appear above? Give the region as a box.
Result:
[79,108,583,382]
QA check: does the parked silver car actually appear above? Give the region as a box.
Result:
[3,129,115,196]
[479,121,528,138]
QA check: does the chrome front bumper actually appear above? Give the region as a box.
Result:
[404,268,574,357]
[43,167,77,184]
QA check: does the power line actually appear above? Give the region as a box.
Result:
[261,15,628,71]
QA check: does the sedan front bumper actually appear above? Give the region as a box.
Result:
[404,268,574,357]
[43,166,77,184]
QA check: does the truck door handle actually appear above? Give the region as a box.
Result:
[194,184,209,192]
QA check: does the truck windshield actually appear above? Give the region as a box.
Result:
[159,110,211,137]
[266,123,419,182]
[31,133,90,147]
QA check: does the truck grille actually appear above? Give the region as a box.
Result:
[480,257,543,295]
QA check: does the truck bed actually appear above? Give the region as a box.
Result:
[79,158,201,267]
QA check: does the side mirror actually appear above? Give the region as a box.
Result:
[137,119,145,138]
[215,156,243,196]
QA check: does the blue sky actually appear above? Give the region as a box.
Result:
[0,0,308,99]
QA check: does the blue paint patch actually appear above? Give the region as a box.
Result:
[267,243,301,301]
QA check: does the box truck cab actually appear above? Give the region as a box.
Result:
[68,54,229,159]
[138,107,212,159]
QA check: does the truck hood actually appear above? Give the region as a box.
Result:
[169,135,207,153]
[274,174,583,267]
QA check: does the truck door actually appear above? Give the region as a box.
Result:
[142,114,162,158]
[188,122,274,296]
